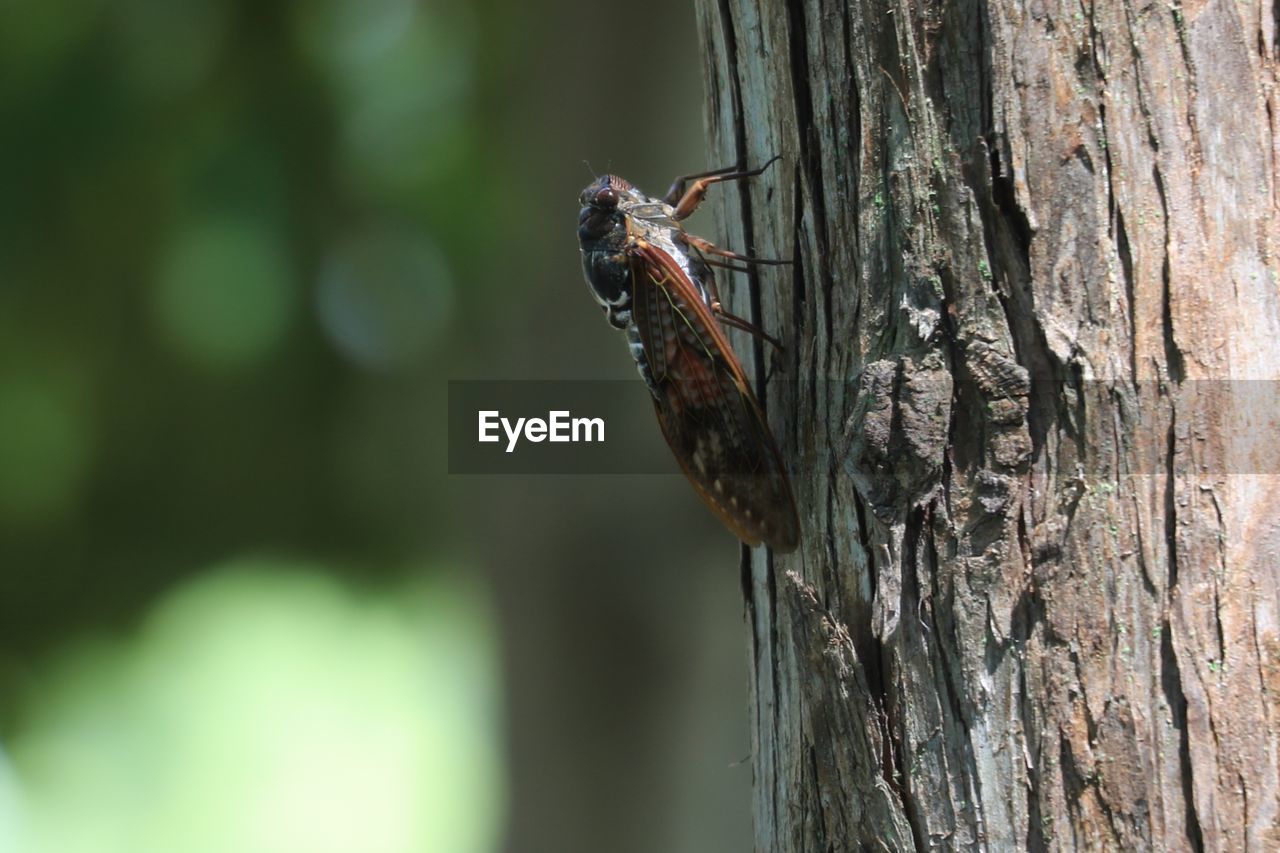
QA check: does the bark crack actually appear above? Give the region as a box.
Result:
[807,744,832,850]
[1162,406,1206,852]
[714,0,768,407]
[785,0,836,342]
[1163,620,1206,853]
[1166,0,1203,168]
[1152,165,1185,381]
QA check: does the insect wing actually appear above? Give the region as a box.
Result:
[627,239,800,551]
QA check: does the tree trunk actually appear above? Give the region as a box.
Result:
[692,0,1279,849]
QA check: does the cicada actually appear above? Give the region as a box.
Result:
[577,159,800,552]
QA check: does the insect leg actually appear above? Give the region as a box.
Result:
[678,232,791,265]
[700,258,754,275]
[668,155,781,221]
[662,163,747,206]
[687,260,755,345]
[713,306,784,352]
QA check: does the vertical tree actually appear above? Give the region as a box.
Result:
[692,0,1279,848]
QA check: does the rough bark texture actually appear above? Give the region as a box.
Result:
[692,0,1279,849]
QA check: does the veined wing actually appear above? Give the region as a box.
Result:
[627,237,800,551]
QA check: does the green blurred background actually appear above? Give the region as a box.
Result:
[0,2,754,852]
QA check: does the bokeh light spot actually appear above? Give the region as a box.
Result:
[9,559,504,853]
[293,0,473,195]
[317,225,454,369]
[295,0,417,70]
[151,219,296,373]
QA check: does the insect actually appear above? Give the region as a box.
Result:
[577,159,800,552]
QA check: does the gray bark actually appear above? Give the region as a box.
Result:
[692,0,1280,849]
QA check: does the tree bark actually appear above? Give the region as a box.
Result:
[692,0,1279,849]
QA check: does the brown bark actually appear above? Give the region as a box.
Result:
[692,0,1280,849]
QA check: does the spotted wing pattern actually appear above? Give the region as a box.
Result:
[627,238,799,551]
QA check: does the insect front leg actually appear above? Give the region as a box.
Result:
[666,155,782,221]
[661,163,746,207]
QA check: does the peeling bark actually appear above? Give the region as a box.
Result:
[693,0,1280,849]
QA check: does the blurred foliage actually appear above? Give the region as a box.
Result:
[0,0,746,850]
[0,0,500,653]
[4,560,501,853]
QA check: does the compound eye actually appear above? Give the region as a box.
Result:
[593,187,619,209]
